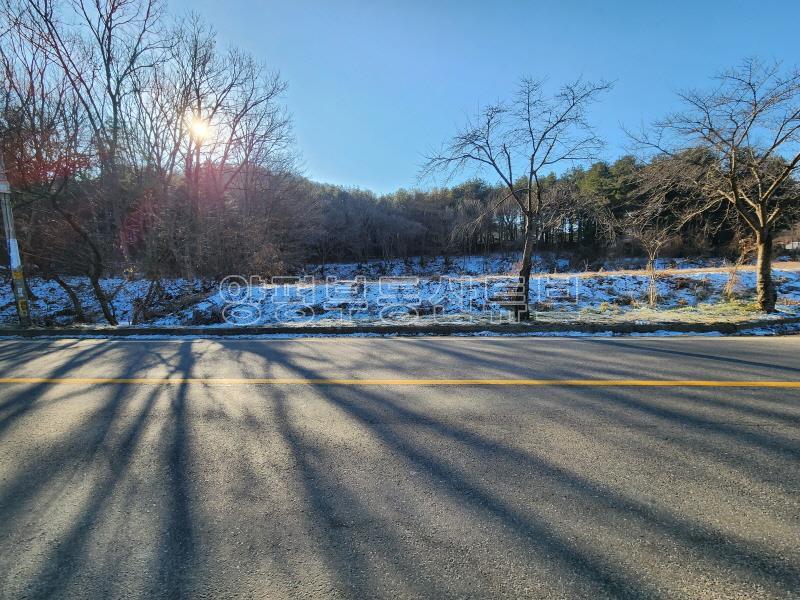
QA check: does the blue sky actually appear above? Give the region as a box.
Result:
[172,0,800,194]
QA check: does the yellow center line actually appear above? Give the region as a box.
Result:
[0,377,799,387]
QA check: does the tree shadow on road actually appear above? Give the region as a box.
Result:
[1,338,798,599]
[237,341,800,598]
[0,341,202,599]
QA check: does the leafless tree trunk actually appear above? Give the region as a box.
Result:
[50,198,117,324]
[756,230,776,309]
[53,274,86,323]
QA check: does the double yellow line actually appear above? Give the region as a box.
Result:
[1,377,799,387]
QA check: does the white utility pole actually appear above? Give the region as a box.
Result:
[0,152,31,327]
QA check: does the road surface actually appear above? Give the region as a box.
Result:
[0,336,798,599]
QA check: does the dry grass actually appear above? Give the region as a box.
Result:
[567,300,772,324]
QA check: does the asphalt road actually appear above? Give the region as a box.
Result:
[0,336,799,599]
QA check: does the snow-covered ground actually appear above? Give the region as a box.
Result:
[1,254,799,328]
[162,268,800,327]
[306,254,523,279]
[303,253,738,280]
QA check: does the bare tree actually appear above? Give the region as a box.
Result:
[160,16,292,198]
[175,17,293,276]
[8,0,165,172]
[0,25,108,322]
[2,15,94,322]
[3,0,168,322]
[423,77,611,318]
[632,59,800,312]
[611,196,676,308]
